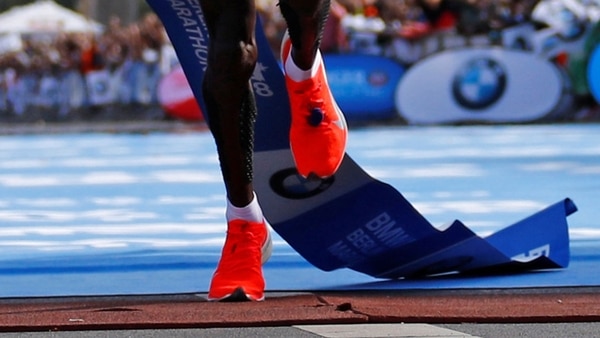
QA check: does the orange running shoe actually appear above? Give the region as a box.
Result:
[207,219,272,302]
[281,32,347,179]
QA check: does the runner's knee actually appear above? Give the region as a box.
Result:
[208,39,257,95]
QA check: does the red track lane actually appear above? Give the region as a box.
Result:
[0,288,599,332]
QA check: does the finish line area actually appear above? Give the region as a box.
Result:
[0,123,598,298]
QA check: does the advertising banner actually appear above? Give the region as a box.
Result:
[396,48,565,124]
[324,54,404,122]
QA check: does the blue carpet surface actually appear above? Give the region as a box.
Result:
[0,124,598,297]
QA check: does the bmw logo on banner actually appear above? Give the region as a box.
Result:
[396,48,565,124]
[452,58,507,110]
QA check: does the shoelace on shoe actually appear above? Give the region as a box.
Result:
[291,79,329,127]
[216,222,263,278]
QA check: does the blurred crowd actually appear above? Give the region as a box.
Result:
[258,0,542,54]
[259,0,600,65]
[0,0,599,120]
[0,12,170,119]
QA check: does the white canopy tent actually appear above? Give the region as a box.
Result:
[0,0,103,35]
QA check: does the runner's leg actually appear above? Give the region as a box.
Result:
[200,0,271,302]
[200,1,259,206]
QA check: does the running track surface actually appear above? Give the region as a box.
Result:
[0,124,599,298]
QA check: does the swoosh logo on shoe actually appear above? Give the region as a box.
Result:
[332,118,345,130]
[332,103,347,131]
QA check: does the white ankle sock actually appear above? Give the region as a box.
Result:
[284,49,322,82]
[226,192,264,223]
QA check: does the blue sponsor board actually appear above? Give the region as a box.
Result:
[588,45,600,104]
[323,54,404,122]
